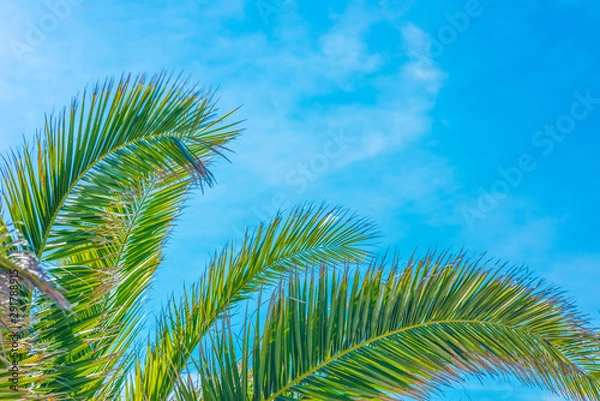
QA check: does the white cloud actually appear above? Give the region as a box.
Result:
[318,2,382,83]
[400,22,446,93]
[0,0,453,310]
[0,1,446,179]
[319,31,381,76]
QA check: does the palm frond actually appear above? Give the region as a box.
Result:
[127,205,377,401]
[198,252,600,401]
[0,72,240,259]
[0,73,240,399]
[31,173,191,399]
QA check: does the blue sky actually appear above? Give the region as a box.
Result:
[0,0,598,399]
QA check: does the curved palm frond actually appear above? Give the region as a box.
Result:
[31,173,192,400]
[195,252,600,401]
[126,205,377,401]
[0,73,241,399]
[0,72,239,260]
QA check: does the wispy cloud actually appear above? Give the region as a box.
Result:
[0,0,452,298]
[1,3,598,400]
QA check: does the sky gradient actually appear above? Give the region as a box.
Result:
[0,1,598,399]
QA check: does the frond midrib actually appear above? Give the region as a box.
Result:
[213,242,362,326]
[36,132,195,259]
[137,227,370,399]
[264,318,585,401]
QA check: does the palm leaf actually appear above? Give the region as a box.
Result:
[0,73,240,399]
[127,205,377,401]
[0,72,239,260]
[31,173,191,399]
[197,252,600,401]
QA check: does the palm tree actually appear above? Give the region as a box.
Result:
[0,74,598,400]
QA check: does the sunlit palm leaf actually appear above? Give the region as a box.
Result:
[32,174,192,399]
[197,253,600,401]
[0,72,238,259]
[0,73,240,399]
[126,205,377,401]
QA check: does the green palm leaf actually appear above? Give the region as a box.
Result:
[31,174,191,399]
[0,72,238,260]
[196,253,600,401]
[0,73,240,399]
[127,205,377,401]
